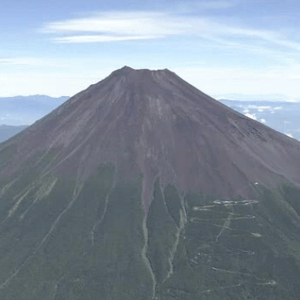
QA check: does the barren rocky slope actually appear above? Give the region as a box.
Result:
[1,67,300,299]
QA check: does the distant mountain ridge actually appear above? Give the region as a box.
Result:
[0,95,69,126]
[0,125,28,143]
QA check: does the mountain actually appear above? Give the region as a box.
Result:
[3,96,300,143]
[0,125,28,143]
[2,94,300,142]
[0,95,68,126]
[1,66,300,299]
[220,99,300,140]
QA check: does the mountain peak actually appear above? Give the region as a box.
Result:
[112,66,173,76]
[116,65,135,73]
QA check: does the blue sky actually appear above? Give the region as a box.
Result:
[1,0,300,100]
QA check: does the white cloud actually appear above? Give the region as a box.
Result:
[286,99,300,103]
[0,57,64,67]
[286,133,293,138]
[54,35,161,43]
[260,119,266,123]
[0,57,45,66]
[244,112,257,120]
[41,10,300,53]
[246,105,272,112]
[42,12,186,39]
[243,105,283,114]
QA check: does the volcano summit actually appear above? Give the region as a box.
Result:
[1,67,300,299]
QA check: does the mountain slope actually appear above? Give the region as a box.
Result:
[1,67,300,299]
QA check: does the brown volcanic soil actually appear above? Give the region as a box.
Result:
[1,66,300,213]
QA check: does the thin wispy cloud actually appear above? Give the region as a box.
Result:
[173,0,238,12]
[0,57,63,67]
[0,57,43,66]
[55,35,162,43]
[43,12,186,41]
[2,1,300,98]
[42,10,300,57]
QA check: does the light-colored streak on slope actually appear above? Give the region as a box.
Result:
[141,217,157,300]
[90,193,110,246]
[0,180,82,290]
